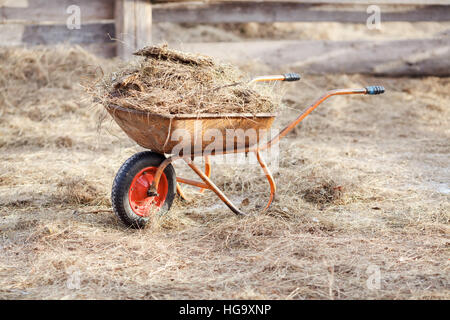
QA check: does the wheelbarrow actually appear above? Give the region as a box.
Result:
[106,73,385,228]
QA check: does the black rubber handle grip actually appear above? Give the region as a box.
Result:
[283,73,301,82]
[365,86,385,95]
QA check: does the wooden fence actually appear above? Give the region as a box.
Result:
[1,0,449,75]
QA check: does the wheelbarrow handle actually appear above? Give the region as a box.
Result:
[249,73,301,84]
[259,86,384,150]
[365,86,385,95]
[283,73,301,81]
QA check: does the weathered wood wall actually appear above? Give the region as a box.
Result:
[0,0,117,56]
[152,2,450,24]
[1,0,449,75]
[115,0,152,58]
[179,38,450,77]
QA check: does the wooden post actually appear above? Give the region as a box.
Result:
[115,0,152,59]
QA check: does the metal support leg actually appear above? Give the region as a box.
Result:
[199,156,211,193]
[256,150,276,210]
[176,183,189,201]
[185,159,246,216]
[153,155,182,191]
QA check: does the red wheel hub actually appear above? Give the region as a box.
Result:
[128,167,168,217]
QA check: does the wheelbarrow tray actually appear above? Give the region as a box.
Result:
[106,104,276,154]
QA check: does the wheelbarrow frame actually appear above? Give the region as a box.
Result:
[107,71,384,221]
[146,82,385,216]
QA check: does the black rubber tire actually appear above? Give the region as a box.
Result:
[111,151,176,229]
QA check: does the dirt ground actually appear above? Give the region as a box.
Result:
[0,22,449,299]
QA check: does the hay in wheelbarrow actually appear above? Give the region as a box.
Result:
[91,44,279,115]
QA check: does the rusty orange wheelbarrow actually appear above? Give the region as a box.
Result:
[106,73,384,228]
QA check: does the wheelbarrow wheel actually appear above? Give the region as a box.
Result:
[111,151,176,228]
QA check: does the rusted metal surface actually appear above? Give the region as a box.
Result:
[106,104,275,154]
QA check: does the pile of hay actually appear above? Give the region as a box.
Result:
[92,45,279,115]
[0,45,102,113]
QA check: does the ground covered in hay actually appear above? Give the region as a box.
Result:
[92,45,278,115]
[0,44,449,299]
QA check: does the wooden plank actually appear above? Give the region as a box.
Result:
[1,0,449,24]
[0,26,116,57]
[152,2,450,23]
[177,38,450,76]
[152,0,450,4]
[0,23,115,45]
[0,0,114,23]
[1,0,449,25]
[135,0,153,54]
[115,0,152,59]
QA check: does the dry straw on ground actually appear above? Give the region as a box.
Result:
[91,44,279,115]
[0,45,101,112]
[0,43,448,300]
